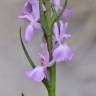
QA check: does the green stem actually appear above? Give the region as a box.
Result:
[46,1,68,95]
[40,0,56,96]
[44,1,56,96]
[48,65,56,96]
[46,33,56,96]
[45,0,51,28]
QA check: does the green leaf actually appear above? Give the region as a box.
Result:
[19,27,36,68]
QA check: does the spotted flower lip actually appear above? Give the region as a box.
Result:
[26,66,46,82]
[52,43,73,62]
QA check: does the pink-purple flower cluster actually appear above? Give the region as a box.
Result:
[19,0,73,82]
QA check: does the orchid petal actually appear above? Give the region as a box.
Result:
[40,42,49,65]
[59,20,64,37]
[61,9,72,20]
[63,34,71,39]
[26,67,45,82]
[62,44,73,61]
[18,14,32,22]
[60,22,70,41]
[23,1,32,14]
[53,0,60,12]
[63,9,72,18]
[44,69,50,81]
[53,22,59,41]
[31,0,40,21]
[60,22,68,36]
[53,44,65,62]
[33,22,43,32]
[24,23,34,42]
[39,54,46,66]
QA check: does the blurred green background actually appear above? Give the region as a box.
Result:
[0,0,96,96]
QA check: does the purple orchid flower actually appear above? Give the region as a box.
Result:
[26,42,53,81]
[39,42,51,81]
[18,0,42,42]
[52,21,73,63]
[19,13,42,42]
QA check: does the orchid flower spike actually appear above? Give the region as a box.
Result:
[19,0,73,83]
